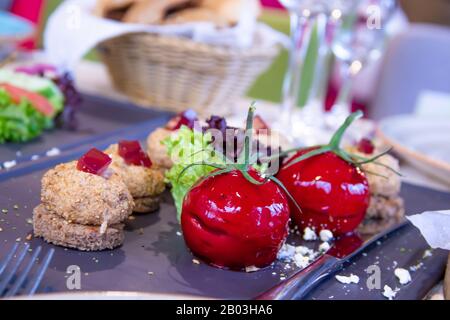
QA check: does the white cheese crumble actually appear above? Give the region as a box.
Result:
[335,274,359,284]
[394,268,411,285]
[303,227,317,241]
[293,253,310,269]
[278,243,319,270]
[409,262,424,272]
[101,168,113,179]
[318,242,331,252]
[423,249,432,258]
[46,147,61,157]
[31,155,40,161]
[382,285,397,300]
[99,221,107,235]
[319,229,333,242]
[245,266,260,273]
[295,245,313,256]
[3,160,17,170]
[277,244,296,260]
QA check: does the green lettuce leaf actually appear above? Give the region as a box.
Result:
[0,89,53,143]
[164,126,225,221]
[0,69,64,112]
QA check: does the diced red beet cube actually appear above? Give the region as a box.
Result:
[253,115,270,131]
[166,109,198,131]
[357,138,375,154]
[118,140,152,168]
[77,148,112,175]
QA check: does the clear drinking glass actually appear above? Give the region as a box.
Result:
[327,0,397,129]
[276,0,359,146]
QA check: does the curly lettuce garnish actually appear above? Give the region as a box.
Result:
[163,126,225,221]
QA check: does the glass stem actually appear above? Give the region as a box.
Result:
[335,65,353,113]
[307,13,329,108]
[280,12,307,129]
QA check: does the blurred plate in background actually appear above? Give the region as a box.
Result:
[378,115,450,186]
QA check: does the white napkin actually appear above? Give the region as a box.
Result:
[44,0,288,69]
[407,210,450,250]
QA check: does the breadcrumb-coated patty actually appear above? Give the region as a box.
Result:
[133,195,161,213]
[33,205,124,251]
[41,161,133,226]
[361,153,401,197]
[358,195,404,235]
[105,144,166,198]
[146,127,173,170]
[366,194,404,220]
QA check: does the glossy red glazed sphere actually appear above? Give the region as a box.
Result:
[277,148,370,235]
[181,169,290,270]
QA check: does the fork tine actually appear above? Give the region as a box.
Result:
[0,243,19,276]
[0,243,30,295]
[5,246,42,297]
[25,248,54,296]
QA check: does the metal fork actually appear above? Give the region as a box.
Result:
[0,243,55,297]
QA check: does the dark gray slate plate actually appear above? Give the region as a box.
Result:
[0,94,172,165]
[306,185,450,300]
[0,97,448,299]
[0,145,448,299]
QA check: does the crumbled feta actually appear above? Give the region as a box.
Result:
[245,266,260,273]
[293,253,310,269]
[382,285,397,300]
[100,168,113,179]
[46,148,61,157]
[409,262,424,272]
[31,155,40,161]
[277,243,321,270]
[3,160,17,170]
[335,274,359,284]
[277,244,296,260]
[303,227,317,241]
[99,221,107,235]
[319,229,333,242]
[394,268,411,285]
[176,231,182,236]
[319,242,331,252]
[295,245,313,256]
[423,249,432,259]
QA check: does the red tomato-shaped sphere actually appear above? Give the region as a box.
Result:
[181,169,290,270]
[277,148,370,235]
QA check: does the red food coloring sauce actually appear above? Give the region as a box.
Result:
[77,148,112,175]
[357,138,375,154]
[118,140,152,168]
[166,109,198,131]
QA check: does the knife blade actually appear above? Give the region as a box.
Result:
[255,221,409,300]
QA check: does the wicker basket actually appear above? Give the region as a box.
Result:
[97,33,280,115]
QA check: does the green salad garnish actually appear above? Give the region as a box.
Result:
[0,89,53,143]
[163,126,225,220]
